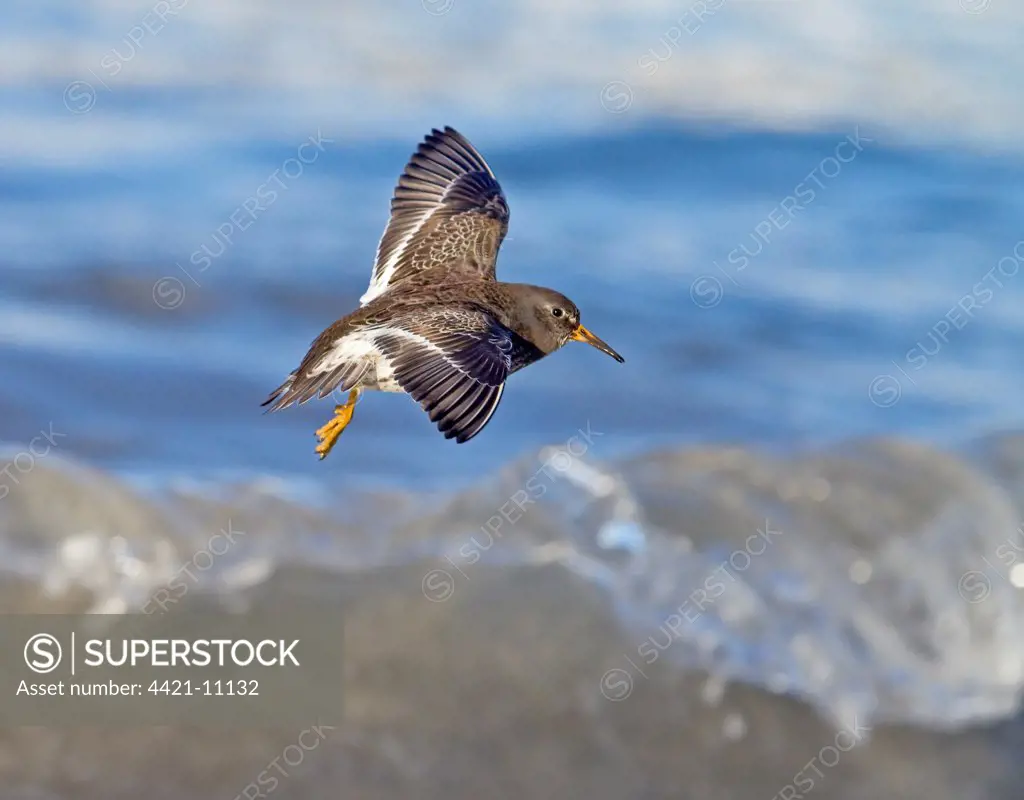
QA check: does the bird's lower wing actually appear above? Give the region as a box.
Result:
[374,312,512,443]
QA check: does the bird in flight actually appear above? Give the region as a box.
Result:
[263,126,624,460]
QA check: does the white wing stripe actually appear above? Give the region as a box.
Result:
[360,127,506,307]
[363,175,469,305]
[365,325,484,380]
[360,207,439,305]
[467,381,504,435]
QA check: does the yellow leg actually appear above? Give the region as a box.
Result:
[314,389,359,460]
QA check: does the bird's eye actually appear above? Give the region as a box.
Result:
[551,308,564,318]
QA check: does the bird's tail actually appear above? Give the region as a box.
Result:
[261,372,298,413]
[262,361,369,413]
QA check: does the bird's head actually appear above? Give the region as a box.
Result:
[510,285,625,363]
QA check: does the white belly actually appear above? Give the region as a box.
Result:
[317,330,405,394]
[370,361,403,393]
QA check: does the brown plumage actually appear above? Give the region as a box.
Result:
[263,126,624,459]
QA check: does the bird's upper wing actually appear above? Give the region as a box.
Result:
[372,308,516,443]
[359,127,510,305]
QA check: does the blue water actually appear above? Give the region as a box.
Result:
[7,9,1024,777]
[4,122,1024,490]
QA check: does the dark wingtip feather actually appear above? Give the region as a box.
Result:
[261,376,294,413]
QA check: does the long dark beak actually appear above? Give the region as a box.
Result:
[570,324,625,363]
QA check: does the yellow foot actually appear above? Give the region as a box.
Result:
[314,391,358,460]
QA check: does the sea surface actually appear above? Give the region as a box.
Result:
[3,2,1024,798]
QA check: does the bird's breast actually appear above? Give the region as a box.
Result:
[506,330,547,374]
